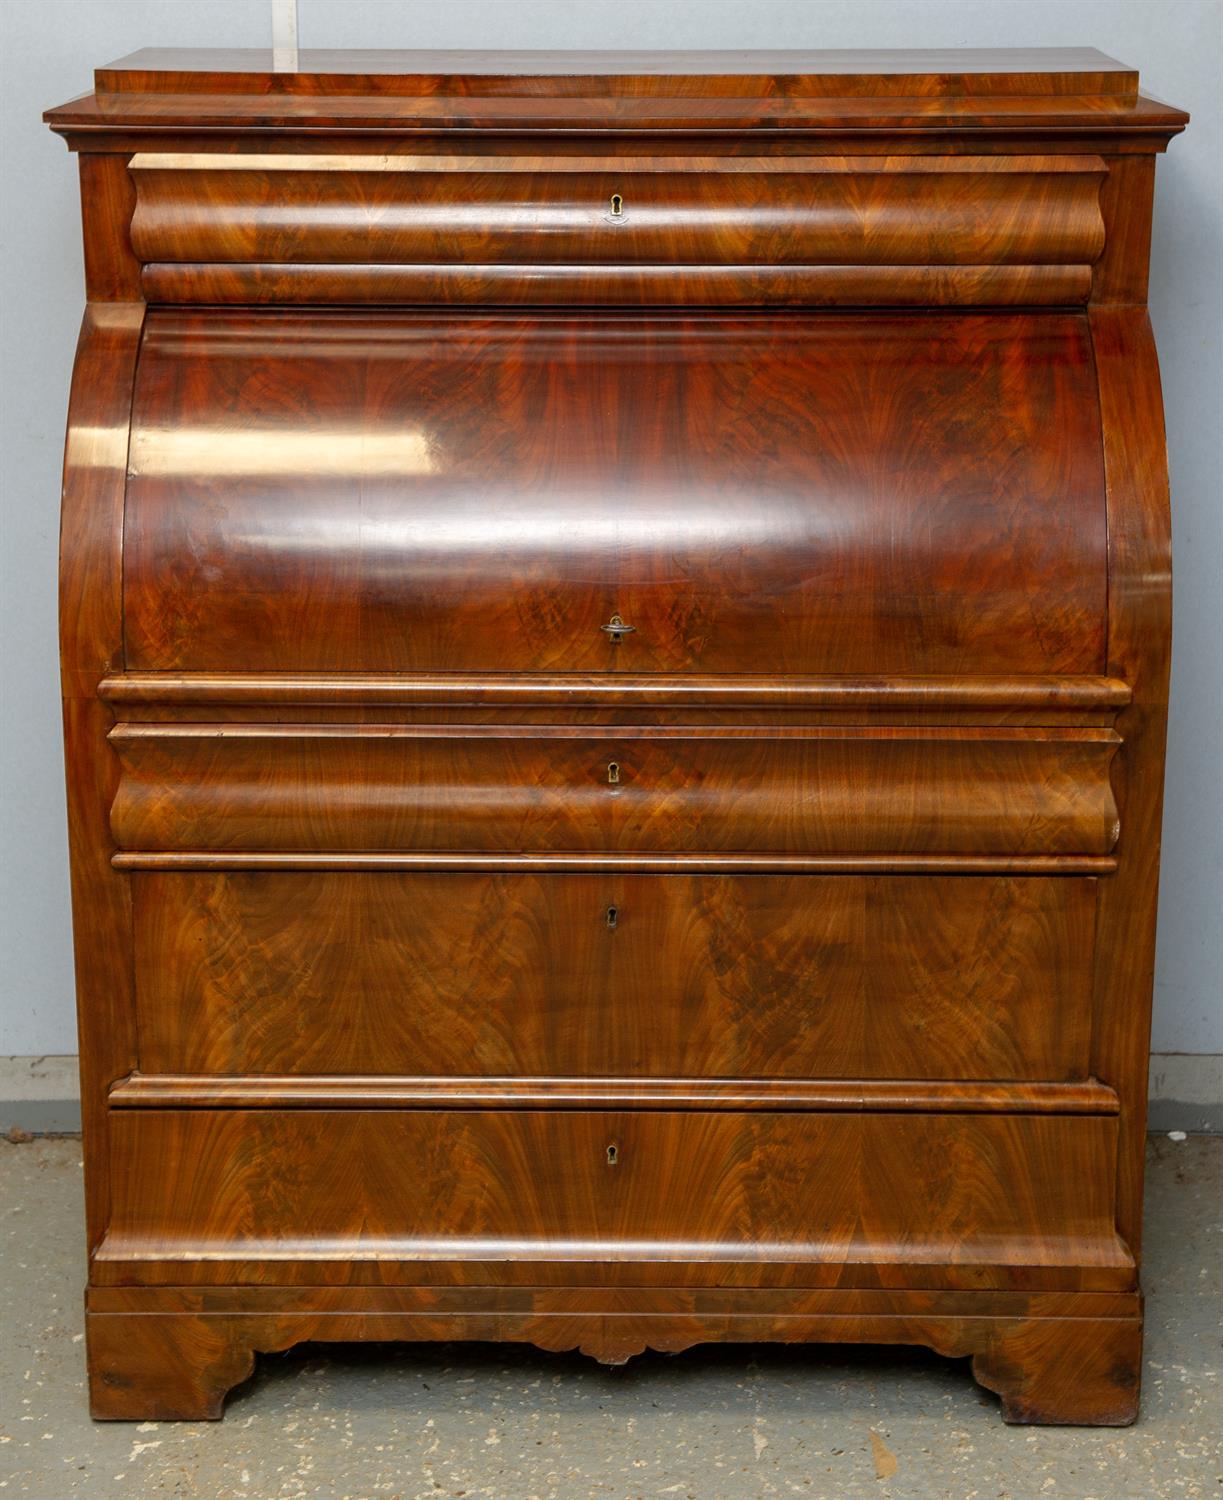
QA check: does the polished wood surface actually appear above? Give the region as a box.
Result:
[47,49,1184,1424]
[97,1110,1129,1278]
[140,260,1096,308]
[129,872,1097,1081]
[45,48,1189,143]
[109,1074,1119,1114]
[122,311,1107,676]
[127,153,1106,277]
[84,1288,1143,1425]
[59,304,143,1257]
[1091,306,1176,1257]
[93,47,1143,93]
[99,670,1132,711]
[108,724,1120,855]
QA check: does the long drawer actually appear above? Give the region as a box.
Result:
[109,724,1119,856]
[96,1109,1132,1289]
[131,871,1096,1081]
[128,153,1105,271]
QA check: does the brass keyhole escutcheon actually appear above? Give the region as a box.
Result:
[606,1143,619,1165]
[607,760,620,786]
[610,193,624,217]
[600,612,636,643]
[606,905,619,929]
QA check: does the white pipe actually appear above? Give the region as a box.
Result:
[272,0,299,73]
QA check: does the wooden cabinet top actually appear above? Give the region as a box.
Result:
[46,47,1187,142]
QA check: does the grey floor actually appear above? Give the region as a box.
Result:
[1,1136,1219,1500]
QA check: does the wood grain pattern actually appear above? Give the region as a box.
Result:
[127,154,1106,274]
[43,48,1189,146]
[107,724,1121,856]
[110,1075,1119,1113]
[85,1294,1142,1423]
[76,156,142,301]
[93,48,1144,97]
[129,872,1097,1081]
[59,303,144,1255]
[88,1253,1135,1294]
[121,311,1108,677]
[88,1285,1143,1316]
[139,260,1096,308]
[46,48,1184,1424]
[99,671,1132,712]
[97,1109,1130,1278]
[113,851,1119,875]
[1090,307,1175,1257]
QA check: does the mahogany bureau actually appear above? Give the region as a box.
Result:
[46,49,1186,1424]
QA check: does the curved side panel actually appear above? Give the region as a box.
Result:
[1089,306,1174,1256]
[60,302,144,1250]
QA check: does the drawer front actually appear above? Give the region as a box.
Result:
[99,1109,1129,1286]
[128,154,1105,272]
[122,310,1107,677]
[109,725,1120,857]
[133,872,1096,1081]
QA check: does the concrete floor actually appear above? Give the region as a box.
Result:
[0,1136,1219,1500]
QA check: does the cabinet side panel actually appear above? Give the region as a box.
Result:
[60,302,143,1250]
[78,155,141,303]
[1089,306,1173,1257]
[1091,156,1155,306]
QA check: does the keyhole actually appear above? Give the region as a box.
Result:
[610,193,624,217]
[607,761,620,785]
[606,1143,619,1165]
[606,905,619,929]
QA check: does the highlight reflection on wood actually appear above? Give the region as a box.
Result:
[121,310,1107,677]
[45,46,1185,1424]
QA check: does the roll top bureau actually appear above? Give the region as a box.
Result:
[45,49,1186,1424]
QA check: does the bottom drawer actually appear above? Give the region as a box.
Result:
[97,1109,1131,1289]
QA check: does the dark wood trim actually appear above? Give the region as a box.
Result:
[88,1284,1141,1316]
[83,1293,1142,1422]
[140,260,1095,308]
[99,671,1133,710]
[86,1255,1137,1294]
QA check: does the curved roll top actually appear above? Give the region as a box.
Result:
[122,308,1108,678]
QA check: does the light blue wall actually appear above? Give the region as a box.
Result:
[2,0,1219,1056]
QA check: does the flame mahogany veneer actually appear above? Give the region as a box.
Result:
[46,48,1186,1424]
